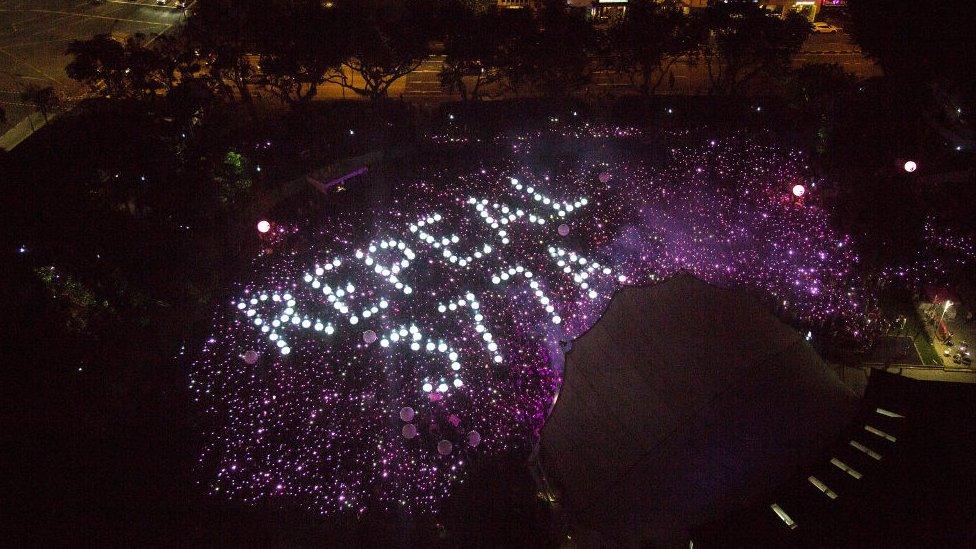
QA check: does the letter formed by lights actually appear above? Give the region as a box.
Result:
[547,246,633,300]
[235,174,594,396]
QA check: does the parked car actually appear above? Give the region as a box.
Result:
[812,22,841,34]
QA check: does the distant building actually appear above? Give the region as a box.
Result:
[577,1,827,22]
[494,0,828,21]
[761,0,825,21]
[589,0,628,23]
[496,0,536,9]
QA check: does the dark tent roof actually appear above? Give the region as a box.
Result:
[539,274,858,547]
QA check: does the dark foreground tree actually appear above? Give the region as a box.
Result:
[786,63,858,156]
[257,0,346,107]
[186,0,262,114]
[606,0,705,96]
[439,2,507,101]
[787,63,858,121]
[19,85,62,123]
[65,33,173,100]
[700,1,810,95]
[327,0,437,101]
[489,8,538,97]
[502,0,596,99]
[847,0,976,115]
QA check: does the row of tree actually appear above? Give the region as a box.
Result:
[62,0,812,111]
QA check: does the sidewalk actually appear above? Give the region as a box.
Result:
[884,364,976,383]
[0,111,54,151]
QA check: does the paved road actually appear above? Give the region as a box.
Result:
[1,11,878,145]
[403,54,447,97]
[0,0,187,139]
[922,302,975,369]
[794,30,880,77]
[402,31,879,98]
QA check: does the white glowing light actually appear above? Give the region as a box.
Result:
[236,176,596,399]
[257,220,271,233]
[903,160,917,173]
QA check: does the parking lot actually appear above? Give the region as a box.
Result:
[0,0,188,137]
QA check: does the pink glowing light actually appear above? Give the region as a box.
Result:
[399,407,415,422]
[437,440,453,456]
[792,184,806,198]
[194,124,891,519]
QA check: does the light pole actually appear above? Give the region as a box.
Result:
[940,300,952,323]
[940,300,953,345]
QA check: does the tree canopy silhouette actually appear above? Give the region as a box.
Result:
[847,0,976,112]
[700,1,810,95]
[606,0,706,96]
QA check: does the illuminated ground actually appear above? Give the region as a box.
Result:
[0,0,184,135]
[191,124,881,517]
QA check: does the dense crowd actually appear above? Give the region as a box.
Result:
[191,123,906,516]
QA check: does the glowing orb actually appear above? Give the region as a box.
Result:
[256,220,271,233]
[363,330,378,344]
[437,440,453,456]
[903,160,917,173]
[467,430,481,447]
[792,184,806,198]
[558,224,570,237]
[242,350,259,364]
[402,424,418,439]
[399,407,415,422]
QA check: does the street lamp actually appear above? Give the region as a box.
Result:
[940,300,952,322]
[939,300,953,346]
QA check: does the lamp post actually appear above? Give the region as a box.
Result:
[940,300,953,345]
[940,300,952,322]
